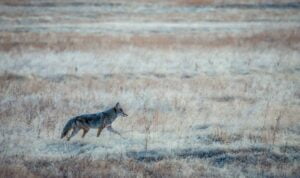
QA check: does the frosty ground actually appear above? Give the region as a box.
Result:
[0,0,300,177]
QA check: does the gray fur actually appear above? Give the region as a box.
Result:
[61,102,127,141]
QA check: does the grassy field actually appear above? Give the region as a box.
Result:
[0,0,300,177]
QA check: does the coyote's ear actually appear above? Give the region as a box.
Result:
[116,102,120,108]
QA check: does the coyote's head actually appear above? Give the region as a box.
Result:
[115,102,128,117]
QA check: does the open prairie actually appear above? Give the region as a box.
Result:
[0,0,300,177]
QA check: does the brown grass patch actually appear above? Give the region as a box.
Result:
[174,0,214,5]
[1,28,299,52]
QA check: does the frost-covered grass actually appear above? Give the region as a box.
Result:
[1,0,300,177]
[1,47,299,76]
[1,46,299,176]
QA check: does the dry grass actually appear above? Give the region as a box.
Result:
[1,27,299,52]
[1,153,299,178]
[1,0,300,177]
[0,66,299,177]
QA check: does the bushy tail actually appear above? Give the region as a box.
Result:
[61,118,75,139]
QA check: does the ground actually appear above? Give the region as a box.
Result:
[0,0,300,177]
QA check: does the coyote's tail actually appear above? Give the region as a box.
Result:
[61,118,75,139]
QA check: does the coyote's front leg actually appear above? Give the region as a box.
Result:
[106,125,124,138]
[97,126,105,137]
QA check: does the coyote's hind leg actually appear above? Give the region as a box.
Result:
[67,127,80,141]
[82,129,89,138]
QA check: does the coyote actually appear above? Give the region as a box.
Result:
[61,102,128,141]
